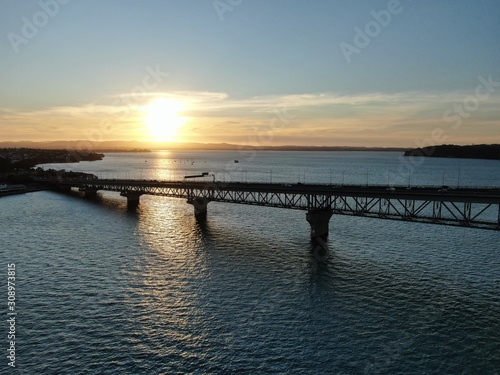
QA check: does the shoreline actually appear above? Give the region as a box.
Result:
[0,184,46,198]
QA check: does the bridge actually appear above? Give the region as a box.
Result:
[43,178,500,238]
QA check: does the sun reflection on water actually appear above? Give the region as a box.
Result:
[127,197,213,359]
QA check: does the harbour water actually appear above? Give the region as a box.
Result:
[2,151,499,374]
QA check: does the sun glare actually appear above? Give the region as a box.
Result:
[144,98,187,142]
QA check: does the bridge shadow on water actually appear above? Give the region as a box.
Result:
[51,189,141,219]
[50,188,487,298]
[48,190,471,275]
[58,189,339,283]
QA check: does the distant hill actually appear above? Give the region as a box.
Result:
[0,140,407,152]
[0,140,156,150]
[404,144,500,161]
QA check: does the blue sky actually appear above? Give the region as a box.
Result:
[1,0,499,146]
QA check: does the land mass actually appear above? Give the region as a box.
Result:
[0,148,104,173]
[404,144,500,161]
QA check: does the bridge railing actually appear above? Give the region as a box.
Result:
[66,169,500,189]
[35,176,500,191]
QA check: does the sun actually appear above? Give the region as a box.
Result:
[144,98,186,142]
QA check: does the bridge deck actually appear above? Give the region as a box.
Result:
[43,178,500,231]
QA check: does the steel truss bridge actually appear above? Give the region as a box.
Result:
[44,178,500,237]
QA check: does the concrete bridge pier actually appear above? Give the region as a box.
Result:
[82,188,99,198]
[57,185,72,193]
[188,197,210,219]
[306,209,333,240]
[120,191,143,209]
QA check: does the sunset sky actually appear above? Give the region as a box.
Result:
[1,0,499,147]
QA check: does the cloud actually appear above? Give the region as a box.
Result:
[1,89,499,145]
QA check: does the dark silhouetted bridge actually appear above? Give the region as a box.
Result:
[42,178,500,238]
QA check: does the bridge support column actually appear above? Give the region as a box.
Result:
[57,185,72,193]
[120,191,143,209]
[498,204,500,228]
[306,209,333,240]
[188,197,210,219]
[82,188,99,198]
